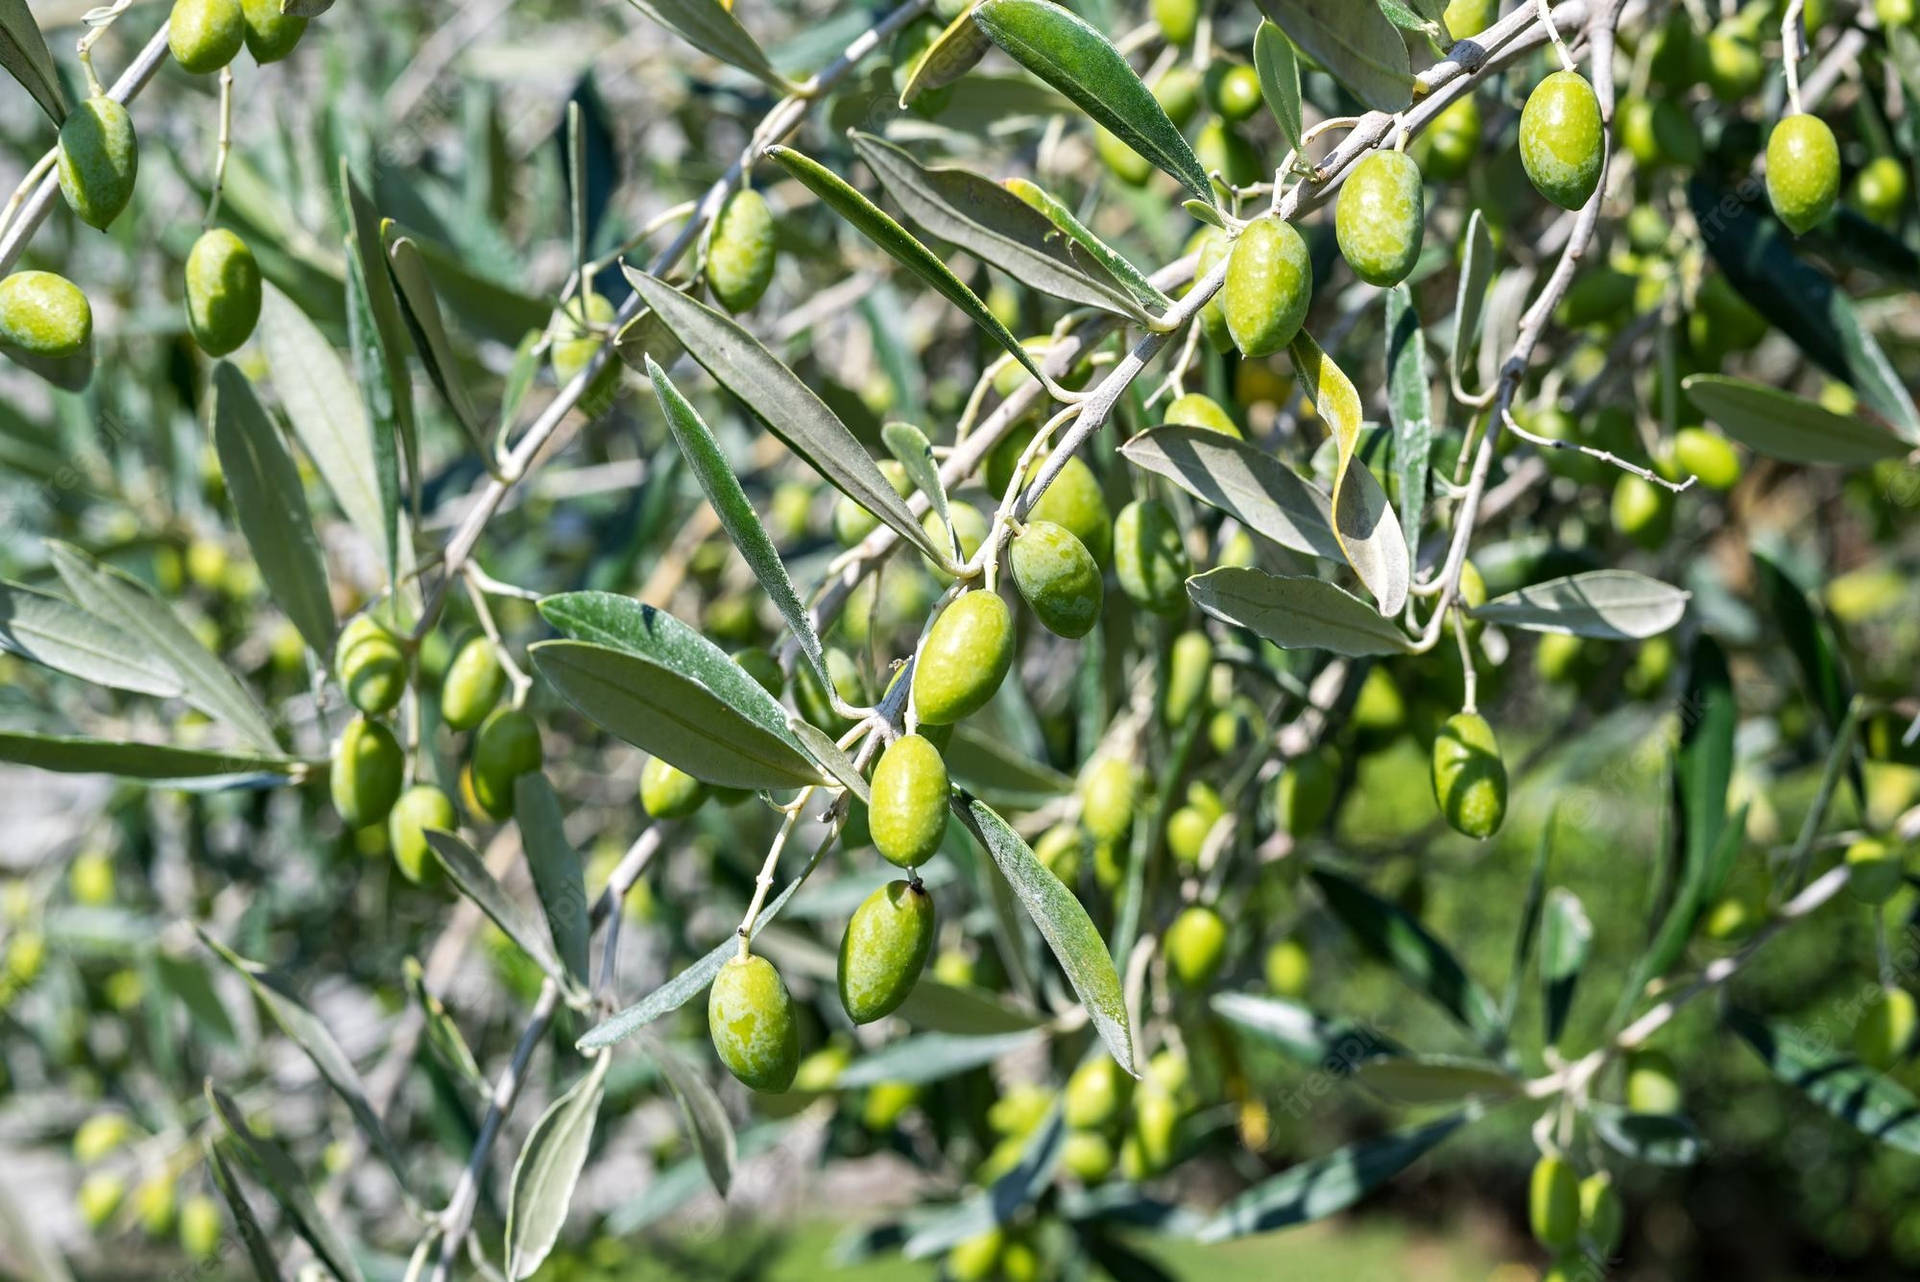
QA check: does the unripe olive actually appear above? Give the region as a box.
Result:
[1625,203,1671,254]
[1854,986,1918,1071]
[870,733,950,867]
[57,97,138,232]
[1152,0,1198,42]
[796,647,867,737]
[74,1112,134,1162]
[946,1228,1004,1282]
[1033,824,1084,882]
[1855,155,1908,224]
[1165,904,1227,988]
[1624,1047,1682,1114]
[135,1173,177,1236]
[863,1080,919,1129]
[1845,836,1906,904]
[1223,215,1312,357]
[1334,151,1424,288]
[1519,71,1603,210]
[178,1193,222,1259]
[1420,94,1480,181]
[1611,474,1671,549]
[1064,1055,1131,1129]
[1275,746,1339,836]
[389,784,455,883]
[1766,113,1840,235]
[1208,64,1262,124]
[1194,118,1265,192]
[550,290,619,413]
[1442,0,1496,37]
[923,502,988,581]
[1702,888,1765,942]
[1580,1171,1624,1256]
[708,953,801,1091]
[1164,391,1241,438]
[335,614,409,716]
[1264,937,1311,997]
[1080,755,1136,844]
[1672,427,1741,492]
[184,228,262,357]
[1010,519,1103,638]
[1623,635,1676,700]
[1430,711,1506,839]
[1189,226,1234,353]
[1878,0,1916,24]
[1166,806,1214,867]
[330,715,404,829]
[640,755,708,819]
[1164,629,1212,726]
[1529,1153,1581,1251]
[733,646,785,696]
[1129,1082,1180,1173]
[838,879,935,1023]
[1031,456,1112,567]
[1698,28,1763,101]
[1619,97,1701,170]
[705,187,777,313]
[469,706,542,819]
[913,591,1013,725]
[890,15,953,117]
[1095,126,1154,187]
[169,0,245,73]
[441,636,507,731]
[1063,1130,1115,1181]
[0,270,92,360]
[1152,66,1203,127]
[1113,499,1191,616]
[834,459,910,548]
[241,0,305,61]
[1353,667,1406,739]
[69,851,114,906]
[77,1171,125,1229]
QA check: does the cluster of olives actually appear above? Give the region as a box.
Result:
[68,1112,223,1258]
[1526,1151,1624,1275]
[0,0,298,390]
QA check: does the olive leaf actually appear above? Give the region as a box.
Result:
[637,1034,736,1196]
[1352,1056,1521,1105]
[380,221,486,450]
[604,1122,792,1234]
[423,830,575,992]
[197,930,412,1195]
[838,1028,1044,1087]
[1197,1110,1476,1241]
[204,1084,366,1282]
[0,731,301,781]
[1754,549,1861,800]
[1122,426,1342,562]
[972,0,1214,203]
[944,724,1075,808]
[339,163,417,543]
[1590,1103,1704,1167]
[1252,0,1414,113]
[954,794,1135,1076]
[1452,209,1494,386]
[1501,813,1555,1022]
[0,581,183,697]
[1253,20,1305,159]
[1538,889,1591,1048]
[210,363,335,655]
[880,419,952,551]
[514,774,594,987]
[48,542,280,752]
[1211,991,1401,1066]
[893,978,1045,1035]
[1000,176,1173,313]
[1384,286,1433,555]
[646,357,834,688]
[787,718,871,802]
[1469,571,1691,640]
[505,1054,610,1280]
[1728,1007,1920,1155]
[901,4,994,104]
[766,144,1045,380]
[0,0,65,125]
[626,271,946,564]
[1291,330,1410,615]
[903,1106,1065,1257]
[1187,568,1414,657]
[1682,374,1908,465]
[203,1139,289,1282]
[851,132,1160,321]
[280,0,336,14]
[618,0,787,90]
[403,957,486,1095]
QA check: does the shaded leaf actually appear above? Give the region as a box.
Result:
[1312,868,1503,1045]
[901,5,994,103]
[618,0,785,88]
[882,419,952,551]
[1728,1007,1920,1154]
[1212,990,1401,1066]
[1291,330,1409,614]
[204,1084,365,1282]
[1121,426,1342,562]
[0,0,64,125]
[1591,1103,1703,1167]
[1682,375,1907,465]
[1384,285,1433,555]
[1253,20,1305,158]
[1352,1056,1520,1105]
[1470,571,1689,640]
[339,164,417,526]
[839,1028,1043,1088]
[1251,0,1413,112]
[1188,568,1413,657]
[640,1035,735,1196]
[403,957,485,1094]
[1538,888,1591,1047]
[0,581,182,697]
[0,731,299,781]
[788,718,871,803]
[1754,548,1860,801]
[506,1055,609,1280]
[905,1106,1065,1256]
[1453,210,1493,386]
[515,774,593,986]
[892,979,1045,1036]
[380,223,485,448]
[1000,175,1172,313]
[203,1140,287,1282]
[424,830,573,990]
[944,724,1074,808]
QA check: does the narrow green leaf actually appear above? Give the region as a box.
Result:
[1253,20,1304,158]
[1754,549,1860,800]
[49,543,279,752]
[646,359,831,686]
[892,979,1045,1036]
[944,724,1074,808]
[626,271,945,563]
[1682,375,1908,465]
[1251,0,1414,113]
[1502,810,1555,1023]
[1729,1007,1920,1154]
[972,0,1214,202]
[0,731,299,780]
[1470,571,1690,640]
[0,581,182,697]
[1197,1111,1475,1241]
[838,1029,1043,1087]
[339,163,417,521]
[514,774,593,987]
[198,930,411,1193]
[1121,426,1342,562]
[151,952,239,1046]
[788,718,871,803]
[1590,1103,1703,1167]
[1000,175,1173,313]
[1538,889,1591,1048]
[852,132,1158,320]
[380,222,485,448]
[618,0,786,88]
[1674,635,1736,892]
[881,420,951,549]
[403,957,485,1095]
[1291,329,1409,614]
[639,1035,736,1196]
[1384,285,1433,555]
[955,794,1135,1075]
[1212,990,1401,1065]
[506,1055,609,1280]
[1312,868,1503,1046]
[1453,210,1493,385]
[210,364,335,655]
[424,830,573,990]
[203,1140,288,1282]
[1352,1056,1520,1105]
[0,0,65,125]
[342,261,406,592]
[1188,568,1414,657]
[766,144,1044,379]
[204,1084,365,1282]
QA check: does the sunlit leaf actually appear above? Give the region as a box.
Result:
[1469,571,1690,640]
[0,581,183,697]
[1291,331,1409,614]
[1683,375,1908,465]
[506,1055,609,1280]
[0,0,64,125]
[514,773,594,987]
[1188,568,1413,657]
[1252,0,1413,112]
[1729,1008,1920,1154]
[1121,426,1342,562]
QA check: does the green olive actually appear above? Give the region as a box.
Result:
[1064,1055,1131,1129]
[946,1228,1004,1282]
[834,460,910,548]
[73,1112,134,1162]
[1165,904,1227,987]
[1079,755,1136,844]
[1208,64,1263,124]
[862,1080,920,1129]
[796,647,867,737]
[1113,499,1192,616]
[1264,937,1311,997]
[1878,0,1916,25]
[241,0,306,61]
[1698,28,1763,101]
[57,97,138,231]
[330,715,404,829]
[388,784,455,884]
[890,15,953,118]
[441,636,508,731]
[922,502,988,581]
[869,733,950,868]
[1334,151,1424,288]
[184,228,262,357]
[1580,1172,1624,1256]
[1442,0,1496,37]
[1766,113,1840,235]
[1194,118,1264,193]
[708,953,801,1091]
[1152,66,1203,127]
[1854,986,1917,1071]
[1624,1047,1682,1114]
[838,879,935,1024]
[1010,519,1103,638]
[640,755,708,819]
[335,614,409,716]
[1163,391,1241,437]
[178,1194,222,1260]
[1554,267,1635,331]
[69,851,114,906]
[1618,97,1701,169]
[705,187,777,313]
[1189,226,1234,353]
[1420,94,1481,181]
[1845,836,1906,904]
[1223,215,1312,357]
[1164,629,1212,726]
[1029,455,1113,567]
[1529,1153,1581,1251]
[1062,1131,1115,1182]
[550,289,619,414]
[76,1172,125,1229]
[1129,1082,1180,1173]
[1274,746,1338,836]
[912,590,1014,725]
[1152,0,1198,43]
[469,706,542,819]
[169,0,245,73]
[1519,70,1604,210]
[1095,126,1153,187]
[0,270,93,377]
[1430,711,1506,839]
[1855,154,1908,224]
[1033,823,1084,882]
[1672,427,1741,492]
[1165,806,1213,867]
[1611,473,1672,550]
